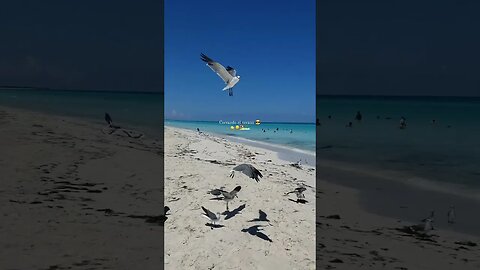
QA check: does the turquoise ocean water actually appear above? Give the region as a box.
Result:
[317,95,480,194]
[0,88,315,153]
[165,119,316,153]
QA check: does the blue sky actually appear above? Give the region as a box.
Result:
[165,0,315,123]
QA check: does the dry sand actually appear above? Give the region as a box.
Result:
[0,106,163,269]
[164,126,316,270]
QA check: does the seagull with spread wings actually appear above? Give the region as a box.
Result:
[200,53,240,96]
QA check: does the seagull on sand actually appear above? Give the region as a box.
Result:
[220,186,241,211]
[201,206,221,228]
[421,210,435,223]
[105,113,113,126]
[285,186,307,199]
[447,206,455,224]
[207,188,225,198]
[230,164,263,182]
[407,218,434,234]
[200,53,240,96]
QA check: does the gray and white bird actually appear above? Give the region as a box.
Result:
[220,186,241,211]
[207,188,225,198]
[200,53,240,96]
[409,218,434,233]
[230,164,263,182]
[447,206,455,224]
[201,206,221,227]
[285,186,307,199]
[421,210,435,223]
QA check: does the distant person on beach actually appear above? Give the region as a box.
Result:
[346,122,352,128]
[197,128,201,133]
[399,117,407,129]
[355,111,362,121]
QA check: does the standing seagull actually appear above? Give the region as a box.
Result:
[200,53,240,96]
[207,188,225,199]
[201,206,221,228]
[105,113,113,126]
[421,210,435,223]
[447,206,455,224]
[220,186,241,211]
[230,164,263,182]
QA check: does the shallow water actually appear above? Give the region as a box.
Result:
[165,120,315,153]
[317,95,480,194]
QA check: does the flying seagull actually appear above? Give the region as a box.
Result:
[285,186,307,199]
[200,53,240,96]
[201,206,221,228]
[220,186,241,211]
[230,164,263,182]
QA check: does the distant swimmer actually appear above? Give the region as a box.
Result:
[399,117,407,129]
[346,122,353,128]
[290,129,293,133]
[355,111,362,121]
[447,206,455,224]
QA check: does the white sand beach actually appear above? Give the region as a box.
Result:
[164,126,316,270]
[0,106,163,269]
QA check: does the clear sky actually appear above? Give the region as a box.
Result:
[318,0,480,97]
[0,0,162,92]
[165,0,316,123]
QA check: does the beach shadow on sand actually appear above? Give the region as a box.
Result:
[205,223,225,229]
[241,225,273,242]
[248,209,271,224]
[288,198,308,204]
[223,204,246,220]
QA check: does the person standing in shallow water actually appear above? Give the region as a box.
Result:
[355,111,362,121]
[399,117,407,129]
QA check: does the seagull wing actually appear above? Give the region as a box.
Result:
[226,66,237,77]
[202,206,216,219]
[201,53,233,84]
